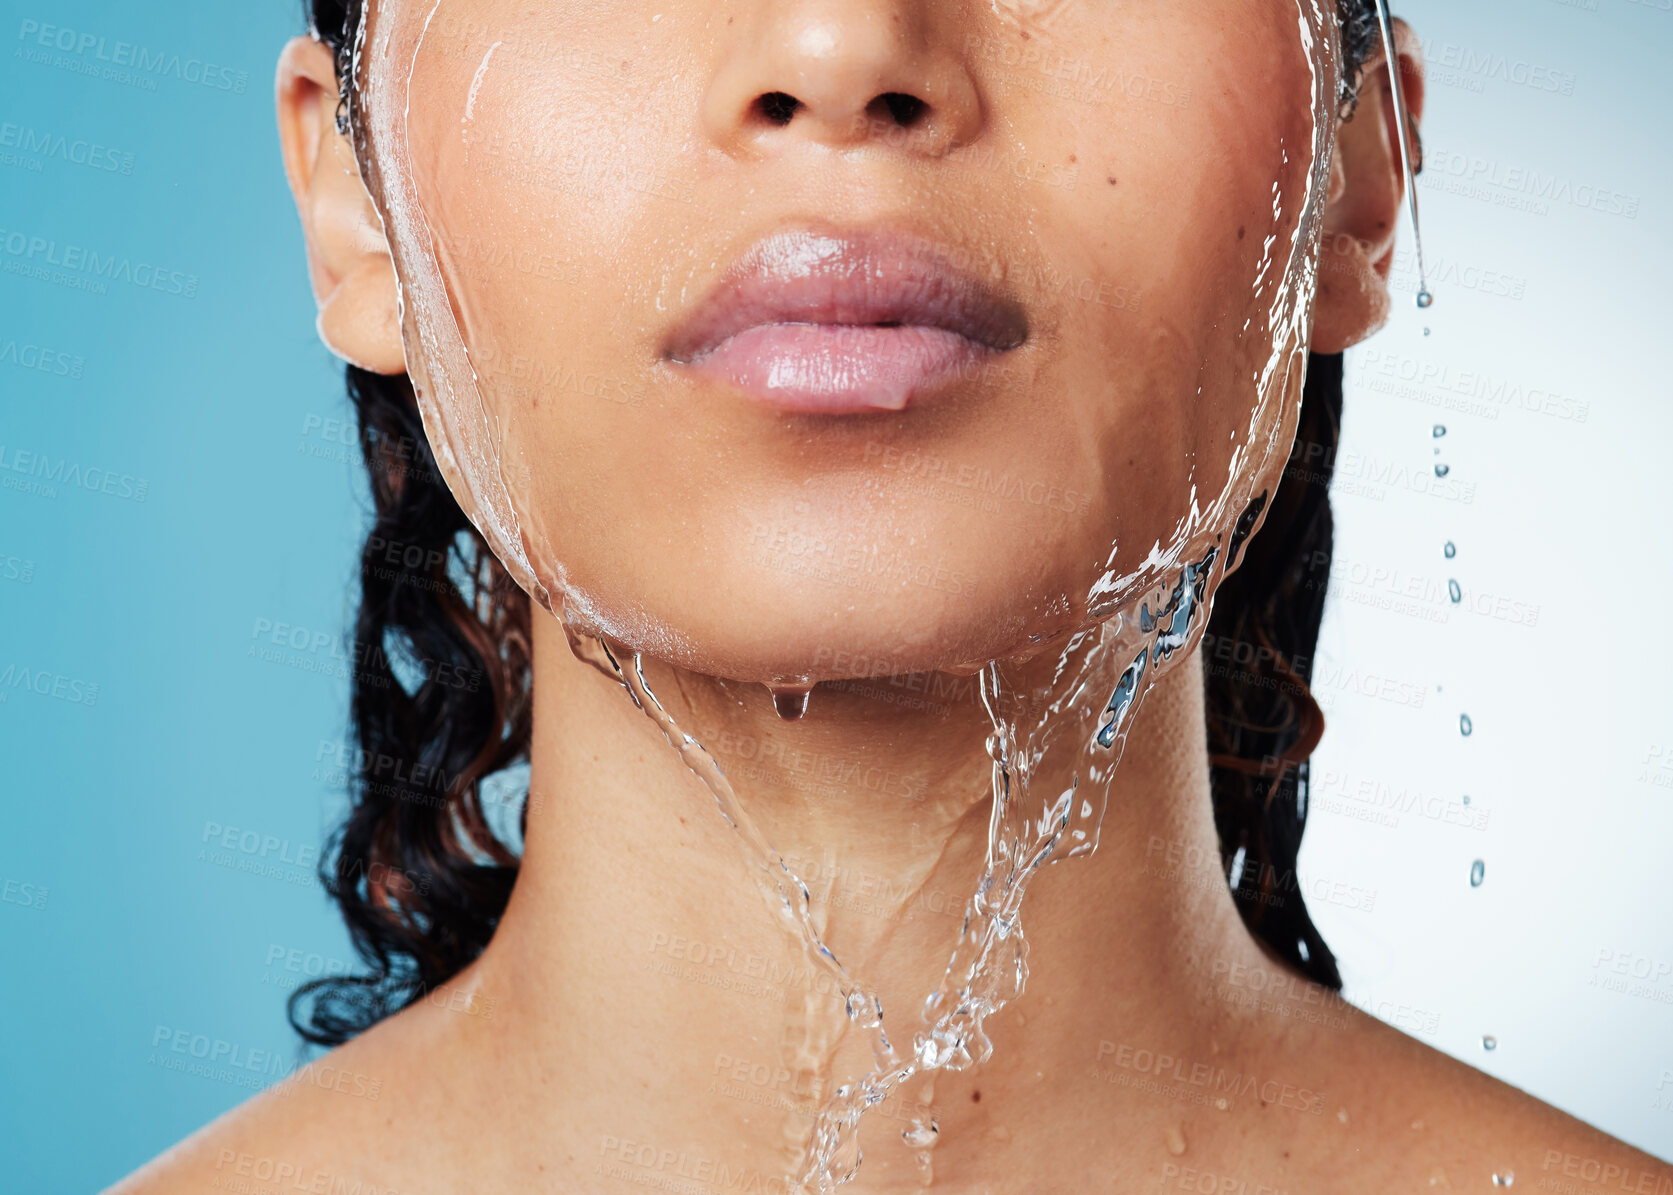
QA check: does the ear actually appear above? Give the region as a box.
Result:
[276,36,406,375]
[1311,19,1426,356]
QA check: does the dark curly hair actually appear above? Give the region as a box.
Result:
[290,0,1391,1044]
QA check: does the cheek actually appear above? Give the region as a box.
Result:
[406,7,694,361]
[1021,5,1327,535]
[388,2,717,573]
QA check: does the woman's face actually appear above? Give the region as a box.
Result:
[349,0,1339,683]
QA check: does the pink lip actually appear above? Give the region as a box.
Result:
[663,229,1029,415]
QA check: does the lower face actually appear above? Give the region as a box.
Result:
[357,0,1337,682]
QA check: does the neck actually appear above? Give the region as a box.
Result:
[468,607,1269,1190]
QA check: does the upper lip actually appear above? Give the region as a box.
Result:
[662,227,1030,364]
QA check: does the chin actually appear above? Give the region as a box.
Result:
[553,488,1130,684]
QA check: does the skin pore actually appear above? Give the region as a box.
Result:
[114,2,1668,1191]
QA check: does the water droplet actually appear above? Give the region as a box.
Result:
[1165,1124,1188,1156]
[1337,1107,1350,1124]
[845,992,881,1026]
[768,681,813,721]
[1482,1034,1497,1050]
[1461,794,1471,805]
[1460,714,1473,737]
[903,1120,938,1149]
[1444,541,1457,559]
[1214,1097,1229,1111]
[1411,1119,1425,1131]
[1435,463,1450,477]
[1417,290,1434,309]
[1423,327,1432,337]
[1448,579,1462,604]
[1492,1172,1515,1187]
[1429,1166,1451,1188]
[1433,425,1447,438]
[1470,860,1485,888]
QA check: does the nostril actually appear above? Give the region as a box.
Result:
[871,92,929,128]
[755,91,802,126]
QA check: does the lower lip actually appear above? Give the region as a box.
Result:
[684,323,995,415]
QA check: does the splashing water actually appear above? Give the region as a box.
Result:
[562,548,1226,1188]
[347,0,1345,1184]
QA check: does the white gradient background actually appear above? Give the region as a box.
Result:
[1308,0,1673,1159]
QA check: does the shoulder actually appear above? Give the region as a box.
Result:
[103,1002,449,1195]
[1309,1004,1672,1192]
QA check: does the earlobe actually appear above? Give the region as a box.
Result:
[1310,19,1425,356]
[276,36,406,376]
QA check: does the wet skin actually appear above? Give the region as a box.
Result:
[110,2,1671,1192]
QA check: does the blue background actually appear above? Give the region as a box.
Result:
[2,0,1670,1189]
[1,2,366,1186]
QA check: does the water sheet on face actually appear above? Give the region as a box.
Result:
[345,0,1341,1185]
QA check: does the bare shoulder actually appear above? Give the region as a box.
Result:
[1309,1003,1672,1192]
[102,1002,451,1195]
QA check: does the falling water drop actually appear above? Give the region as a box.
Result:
[768,681,813,721]
[1493,1172,1516,1187]
[1165,1124,1188,1157]
[1435,463,1450,478]
[1482,1034,1497,1051]
[1448,579,1462,604]
[1470,860,1486,888]
[1460,714,1473,737]
[1433,425,1446,438]
[1444,541,1457,559]
[1372,0,1432,308]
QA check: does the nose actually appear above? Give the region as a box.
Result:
[702,1,984,157]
